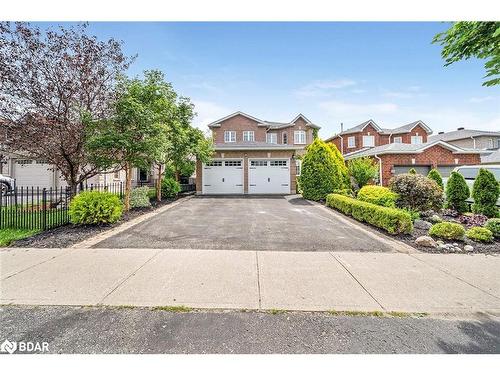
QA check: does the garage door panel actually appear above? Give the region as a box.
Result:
[248,159,290,194]
[14,160,53,188]
[202,159,244,194]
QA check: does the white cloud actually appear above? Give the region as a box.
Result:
[468,96,496,103]
[295,79,357,97]
[191,100,232,131]
[319,99,398,117]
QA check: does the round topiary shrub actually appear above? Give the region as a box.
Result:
[389,173,443,212]
[299,138,349,201]
[465,227,494,242]
[130,186,152,208]
[471,168,499,218]
[427,169,444,190]
[485,218,500,238]
[429,221,465,240]
[69,191,123,225]
[445,171,470,213]
[357,185,398,207]
[161,177,181,198]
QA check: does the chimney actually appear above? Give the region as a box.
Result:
[457,127,465,130]
[340,122,344,133]
[438,131,444,134]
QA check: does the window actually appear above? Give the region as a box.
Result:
[393,136,402,143]
[206,161,223,167]
[251,160,268,167]
[243,131,255,142]
[224,131,236,143]
[488,138,494,149]
[139,169,149,182]
[362,135,375,147]
[347,136,356,148]
[225,160,242,167]
[270,160,287,167]
[295,160,302,176]
[282,133,288,144]
[113,171,120,179]
[294,130,306,144]
[15,159,33,165]
[411,135,423,144]
[267,132,277,144]
[457,168,480,180]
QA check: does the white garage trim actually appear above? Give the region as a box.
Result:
[202,158,244,195]
[248,158,291,194]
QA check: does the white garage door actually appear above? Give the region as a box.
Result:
[202,159,244,194]
[248,159,290,194]
[14,159,53,188]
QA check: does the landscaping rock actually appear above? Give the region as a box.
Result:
[436,240,445,246]
[415,236,437,248]
[414,220,432,230]
[428,214,443,223]
[464,245,474,252]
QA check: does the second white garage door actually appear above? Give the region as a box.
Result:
[248,159,290,194]
[202,159,244,194]
[13,159,54,188]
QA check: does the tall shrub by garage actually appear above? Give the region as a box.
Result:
[445,171,470,213]
[389,173,443,212]
[427,169,444,190]
[471,168,499,217]
[299,138,349,201]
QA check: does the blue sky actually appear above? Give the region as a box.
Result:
[45,22,500,137]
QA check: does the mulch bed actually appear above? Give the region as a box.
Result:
[9,197,180,248]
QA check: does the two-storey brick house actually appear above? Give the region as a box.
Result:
[195,112,320,195]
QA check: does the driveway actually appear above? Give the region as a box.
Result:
[92,196,398,252]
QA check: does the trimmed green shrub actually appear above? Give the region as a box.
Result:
[389,173,443,212]
[471,168,499,218]
[130,186,151,208]
[445,171,470,213]
[299,139,349,201]
[427,169,444,190]
[69,191,123,225]
[357,185,398,207]
[332,188,353,197]
[347,157,379,191]
[402,208,421,222]
[326,194,413,234]
[466,227,493,242]
[485,218,500,238]
[161,177,181,198]
[428,222,465,240]
[409,168,417,175]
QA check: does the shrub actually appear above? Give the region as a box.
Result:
[357,185,398,207]
[445,172,470,213]
[389,173,444,212]
[427,169,444,190]
[130,186,151,208]
[326,194,413,234]
[332,188,353,197]
[409,168,417,174]
[458,213,488,228]
[465,227,494,242]
[428,222,465,240]
[347,157,378,191]
[69,191,123,225]
[161,177,181,198]
[299,139,349,201]
[485,218,500,238]
[471,168,499,218]
[402,208,421,222]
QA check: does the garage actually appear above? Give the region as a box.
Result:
[13,159,54,188]
[202,159,244,194]
[248,159,290,194]
[393,165,431,176]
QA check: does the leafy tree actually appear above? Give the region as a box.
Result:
[87,71,170,211]
[347,157,378,191]
[0,22,132,194]
[312,128,319,139]
[472,168,499,217]
[299,139,349,201]
[445,171,470,213]
[433,22,500,86]
[427,169,444,189]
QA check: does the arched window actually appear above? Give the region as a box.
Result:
[282,133,288,144]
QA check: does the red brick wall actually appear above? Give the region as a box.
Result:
[376,145,481,186]
[211,114,267,143]
[394,124,429,144]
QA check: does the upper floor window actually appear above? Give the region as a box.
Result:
[393,136,402,143]
[267,132,277,144]
[224,130,236,143]
[347,136,356,148]
[488,138,494,149]
[294,130,306,144]
[362,135,375,147]
[411,135,423,144]
[243,131,255,142]
[282,133,288,144]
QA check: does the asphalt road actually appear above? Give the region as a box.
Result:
[1,306,499,354]
[92,196,395,252]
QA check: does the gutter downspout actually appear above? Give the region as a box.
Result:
[374,154,383,186]
[470,136,476,149]
[339,135,344,154]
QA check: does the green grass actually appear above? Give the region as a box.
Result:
[267,308,286,315]
[0,228,40,246]
[152,305,192,312]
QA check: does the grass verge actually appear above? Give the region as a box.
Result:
[152,305,192,312]
[0,228,40,247]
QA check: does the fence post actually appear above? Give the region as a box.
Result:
[41,188,47,231]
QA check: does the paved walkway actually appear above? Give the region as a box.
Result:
[1,247,499,314]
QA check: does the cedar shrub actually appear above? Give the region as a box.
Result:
[471,168,499,217]
[427,169,444,190]
[445,171,470,213]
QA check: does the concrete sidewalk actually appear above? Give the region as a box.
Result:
[1,247,499,314]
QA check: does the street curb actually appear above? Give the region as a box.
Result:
[69,195,194,249]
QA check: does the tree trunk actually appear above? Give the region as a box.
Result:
[124,162,133,211]
[175,169,180,182]
[156,164,162,202]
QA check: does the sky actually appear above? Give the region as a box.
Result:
[42,22,500,137]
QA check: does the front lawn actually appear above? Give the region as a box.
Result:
[0,228,41,247]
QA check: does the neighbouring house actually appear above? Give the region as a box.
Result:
[195,111,320,194]
[428,128,500,150]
